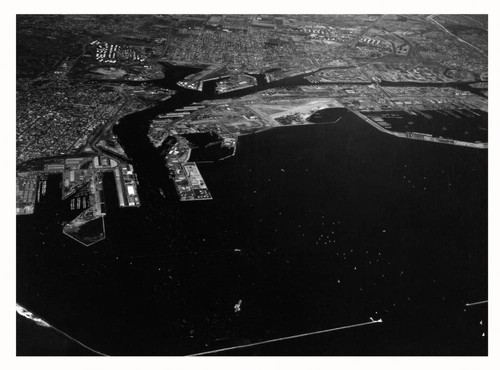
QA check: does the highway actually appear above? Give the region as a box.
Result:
[426,15,486,56]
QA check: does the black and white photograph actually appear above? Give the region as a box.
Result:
[9,2,497,363]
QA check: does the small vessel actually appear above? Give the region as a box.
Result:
[234,299,242,313]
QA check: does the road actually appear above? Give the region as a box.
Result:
[426,15,486,56]
[80,93,130,154]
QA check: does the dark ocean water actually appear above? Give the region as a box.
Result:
[16,313,95,356]
[17,108,487,355]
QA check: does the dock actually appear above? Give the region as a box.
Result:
[172,162,212,201]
